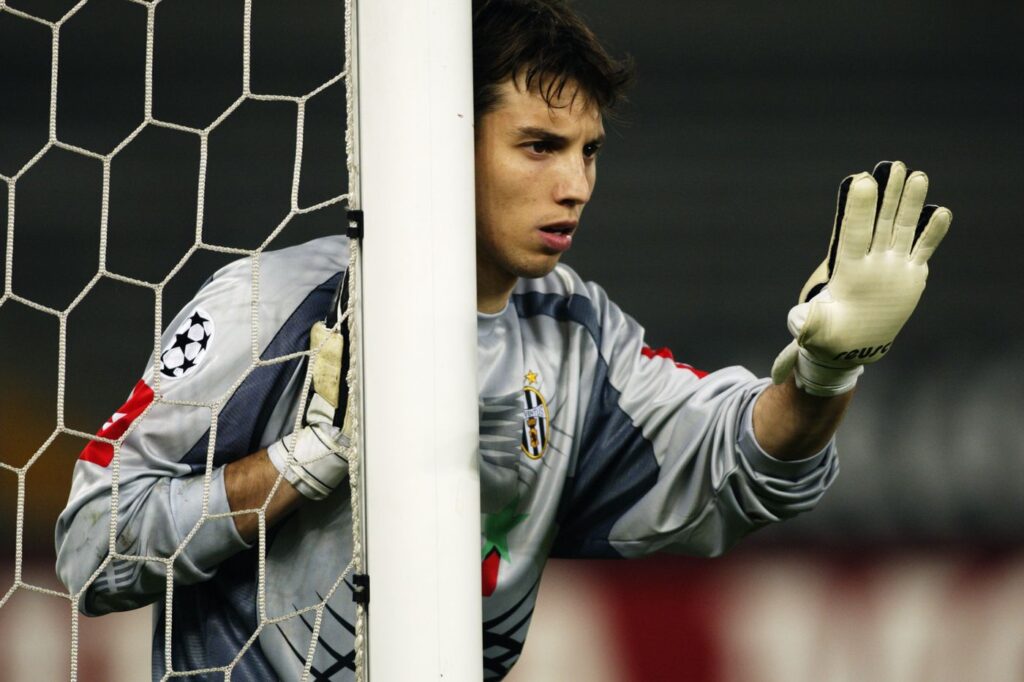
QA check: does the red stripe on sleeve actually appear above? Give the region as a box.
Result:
[641,345,708,378]
[79,379,155,467]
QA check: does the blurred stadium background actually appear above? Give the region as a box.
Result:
[1,0,1021,680]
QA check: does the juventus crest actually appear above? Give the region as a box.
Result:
[521,370,550,459]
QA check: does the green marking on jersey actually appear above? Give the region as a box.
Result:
[482,498,528,562]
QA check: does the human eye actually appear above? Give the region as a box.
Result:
[525,140,553,154]
[583,142,601,159]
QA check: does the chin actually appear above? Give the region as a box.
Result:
[513,258,561,280]
[479,245,561,286]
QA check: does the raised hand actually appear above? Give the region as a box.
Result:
[771,161,952,396]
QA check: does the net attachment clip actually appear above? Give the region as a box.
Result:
[352,573,370,607]
[346,209,364,239]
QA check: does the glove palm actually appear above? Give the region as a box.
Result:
[771,161,952,395]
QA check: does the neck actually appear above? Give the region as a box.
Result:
[476,262,517,314]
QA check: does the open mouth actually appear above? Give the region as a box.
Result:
[539,223,575,235]
[537,223,576,253]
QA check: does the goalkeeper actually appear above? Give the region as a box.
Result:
[55,0,951,680]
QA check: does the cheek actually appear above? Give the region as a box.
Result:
[489,162,537,222]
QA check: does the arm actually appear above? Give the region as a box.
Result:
[57,324,349,614]
[226,319,353,542]
[550,274,839,560]
[55,237,350,614]
[752,376,853,460]
[224,449,305,542]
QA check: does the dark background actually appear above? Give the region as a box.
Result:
[1,0,1022,583]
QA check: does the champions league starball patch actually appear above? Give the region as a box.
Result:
[160,308,214,379]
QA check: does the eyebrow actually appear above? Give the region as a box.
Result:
[515,126,606,147]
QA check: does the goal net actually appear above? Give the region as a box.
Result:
[0,1,479,680]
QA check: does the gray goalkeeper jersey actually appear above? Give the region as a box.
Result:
[55,235,838,681]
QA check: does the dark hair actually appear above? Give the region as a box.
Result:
[472,0,633,119]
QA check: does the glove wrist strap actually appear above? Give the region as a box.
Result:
[793,349,863,397]
[267,426,349,501]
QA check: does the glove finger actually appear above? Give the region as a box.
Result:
[832,173,877,274]
[823,176,853,281]
[310,321,344,407]
[891,171,929,254]
[910,206,952,265]
[786,299,814,338]
[771,339,800,384]
[821,175,848,281]
[869,160,907,253]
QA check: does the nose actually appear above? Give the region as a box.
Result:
[553,155,593,208]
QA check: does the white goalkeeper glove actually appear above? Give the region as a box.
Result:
[771,160,952,396]
[267,321,353,500]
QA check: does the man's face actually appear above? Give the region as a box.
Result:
[475,78,605,300]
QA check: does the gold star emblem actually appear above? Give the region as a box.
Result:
[524,370,538,386]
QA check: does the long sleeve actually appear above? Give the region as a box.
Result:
[55,236,347,615]
[550,277,838,559]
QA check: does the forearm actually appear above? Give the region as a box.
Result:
[222,321,351,541]
[752,375,853,460]
[57,464,258,614]
[224,449,306,542]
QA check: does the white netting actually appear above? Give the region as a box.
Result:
[0,0,365,679]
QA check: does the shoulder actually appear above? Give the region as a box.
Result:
[259,234,348,278]
[154,236,347,385]
[206,235,348,294]
[192,236,348,326]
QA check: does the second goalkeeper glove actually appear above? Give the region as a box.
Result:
[267,320,353,500]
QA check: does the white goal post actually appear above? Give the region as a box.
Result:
[356,1,482,680]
